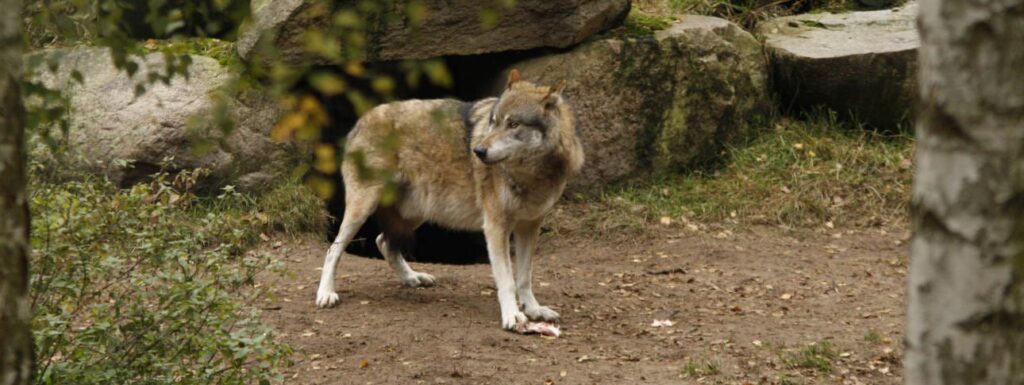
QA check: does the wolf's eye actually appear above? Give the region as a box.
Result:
[508,121,520,129]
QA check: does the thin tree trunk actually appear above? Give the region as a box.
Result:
[905,0,1024,383]
[0,0,33,384]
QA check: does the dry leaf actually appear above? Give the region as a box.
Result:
[651,319,674,328]
[359,359,369,369]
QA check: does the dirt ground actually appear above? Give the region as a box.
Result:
[256,221,908,385]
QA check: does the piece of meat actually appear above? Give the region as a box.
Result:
[514,321,561,337]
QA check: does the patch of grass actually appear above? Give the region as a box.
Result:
[778,374,804,385]
[782,341,840,373]
[864,330,882,344]
[257,181,332,235]
[633,0,858,29]
[580,111,912,231]
[145,37,238,67]
[681,356,723,377]
[617,7,675,37]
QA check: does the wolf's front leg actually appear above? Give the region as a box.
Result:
[483,216,525,330]
[514,219,559,322]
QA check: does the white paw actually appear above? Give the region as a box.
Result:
[502,311,528,331]
[524,306,560,322]
[402,271,436,288]
[316,290,339,308]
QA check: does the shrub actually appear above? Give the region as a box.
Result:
[28,164,318,385]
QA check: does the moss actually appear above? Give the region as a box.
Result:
[146,37,237,67]
[608,37,676,168]
[618,8,675,38]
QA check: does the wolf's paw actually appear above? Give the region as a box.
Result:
[502,311,528,331]
[316,290,339,308]
[525,306,560,322]
[402,271,436,288]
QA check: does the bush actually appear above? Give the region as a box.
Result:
[27,164,325,385]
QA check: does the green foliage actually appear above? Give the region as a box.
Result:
[28,164,309,385]
[591,111,913,229]
[781,341,839,373]
[24,0,249,47]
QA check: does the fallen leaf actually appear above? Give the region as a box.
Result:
[651,319,674,328]
[359,359,369,369]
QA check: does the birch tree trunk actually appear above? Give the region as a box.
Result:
[0,0,33,384]
[905,0,1024,383]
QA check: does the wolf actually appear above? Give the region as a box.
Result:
[315,69,584,330]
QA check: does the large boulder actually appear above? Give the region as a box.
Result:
[25,46,300,191]
[757,2,918,130]
[493,16,770,191]
[236,0,630,64]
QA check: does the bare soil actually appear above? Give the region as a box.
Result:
[257,222,908,385]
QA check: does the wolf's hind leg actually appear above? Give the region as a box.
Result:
[375,234,435,287]
[376,207,434,287]
[514,219,559,322]
[316,185,379,308]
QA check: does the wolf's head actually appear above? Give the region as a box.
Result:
[472,70,567,165]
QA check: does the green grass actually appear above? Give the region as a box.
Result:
[569,111,912,233]
[782,341,840,373]
[864,330,882,344]
[145,37,237,66]
[778,374,804,385]
[617,7,676,37]
[633,0,859,29]
[681,356,723,377]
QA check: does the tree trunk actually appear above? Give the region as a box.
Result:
[0,0,33,384]
[905,0,1024,383]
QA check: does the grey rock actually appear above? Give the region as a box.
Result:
[494,16,770,191]
[237,0,630,64]
[25,46,302,191]
[758,2,918,130]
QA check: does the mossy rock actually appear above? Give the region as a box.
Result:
[495,15,770,191]
[757,2,918,131]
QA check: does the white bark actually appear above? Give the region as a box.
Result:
[905,0,1024,383]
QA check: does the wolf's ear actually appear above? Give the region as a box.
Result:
[506,69,521,89]
[543,80,566,110]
